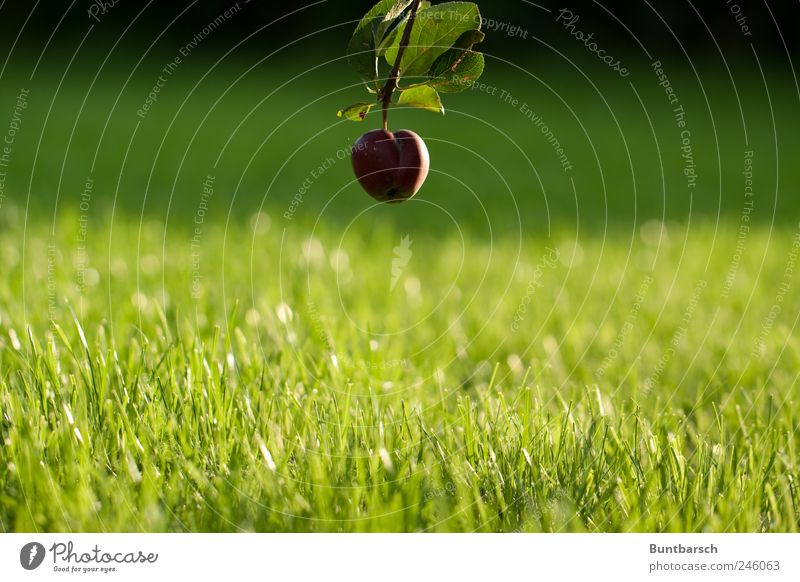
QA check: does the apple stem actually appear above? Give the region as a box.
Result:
[379,0,422,131]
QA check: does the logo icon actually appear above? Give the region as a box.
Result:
[390,235,413,291]
[20,542,46,570]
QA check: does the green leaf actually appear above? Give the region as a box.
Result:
[398,86,444,114]
[337,102,375,121]
[428,49,485,93]
[385,2,481,78]
[373,0,415,44]
[375,1,431,58]
[426,27,485,92]
[347,0,414,91]
[451,28,485,51]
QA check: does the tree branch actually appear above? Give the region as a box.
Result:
[378,0,422,131]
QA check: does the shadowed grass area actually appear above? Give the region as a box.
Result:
[0,56,798,230]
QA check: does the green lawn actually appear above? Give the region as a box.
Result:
[0,58,798,532]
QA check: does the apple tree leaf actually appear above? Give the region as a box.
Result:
[427,49,485,93]
[373,0,416,45]
[337,102,375,121]
[398,85,444,114]
[385,2,481,78]
[347,0,414,91]
[375,1,432,58]
[426,27,485,92]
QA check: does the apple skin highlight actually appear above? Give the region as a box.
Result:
[351,129,430,203]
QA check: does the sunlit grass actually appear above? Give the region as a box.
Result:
[0,211,797,532]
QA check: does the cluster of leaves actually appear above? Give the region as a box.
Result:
[339,0,486,121]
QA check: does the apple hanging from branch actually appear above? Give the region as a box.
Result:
[339,0,486,203]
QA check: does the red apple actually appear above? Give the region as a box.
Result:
[351,129,430,203]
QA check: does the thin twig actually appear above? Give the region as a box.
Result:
[378,0,422,131]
